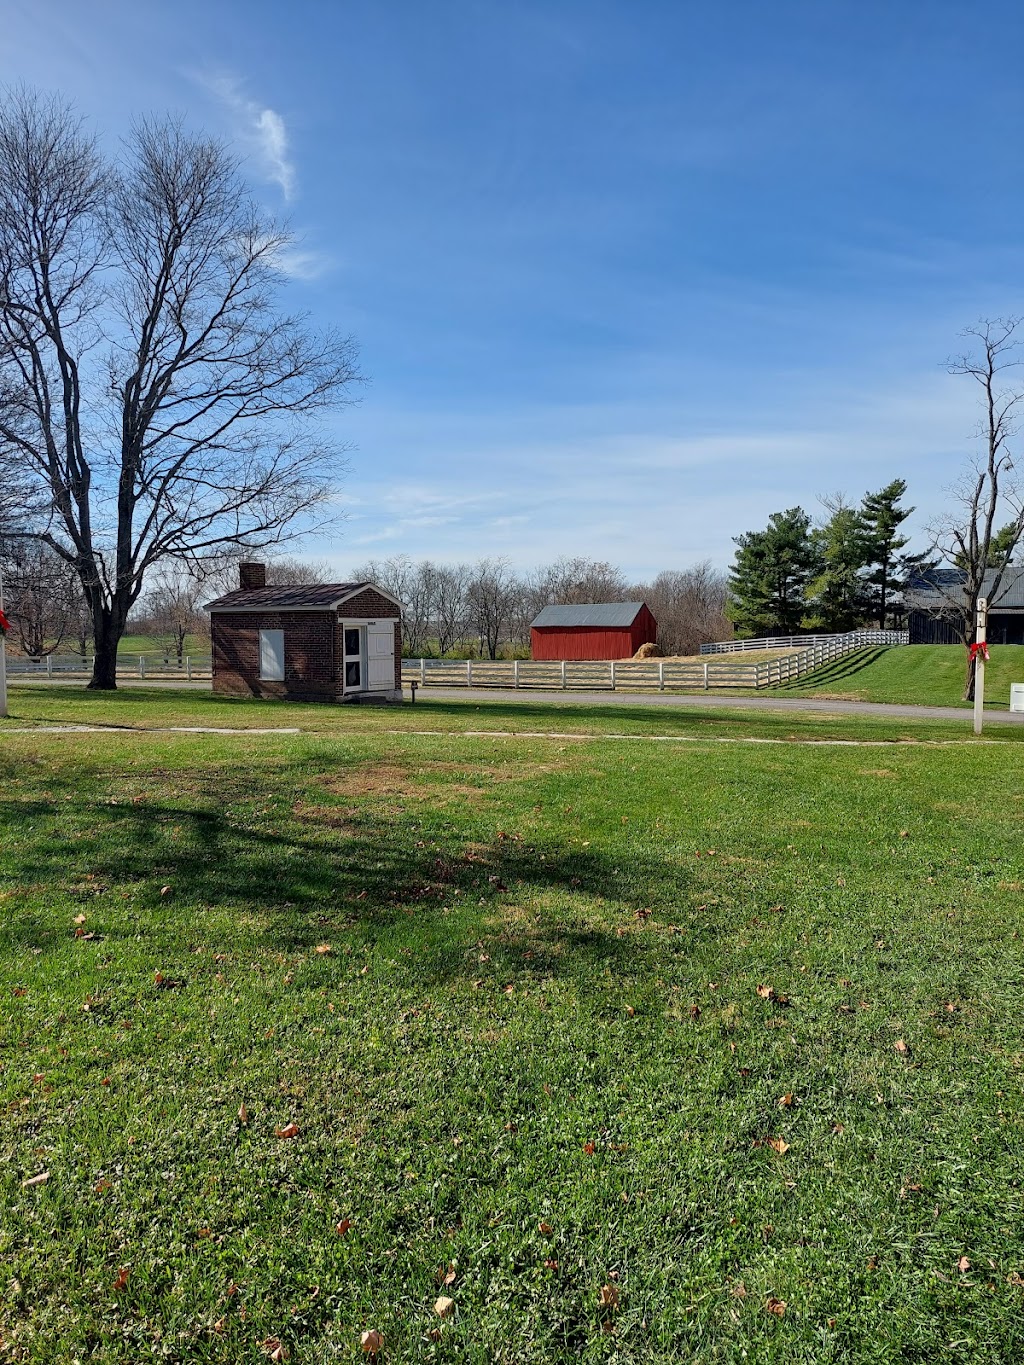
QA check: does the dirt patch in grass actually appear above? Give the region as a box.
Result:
[859,767,898,777]
[321,759,562,805]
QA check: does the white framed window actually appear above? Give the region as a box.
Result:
[259,628,285,681]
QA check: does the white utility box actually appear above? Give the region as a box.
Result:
[1010,684,1024,713]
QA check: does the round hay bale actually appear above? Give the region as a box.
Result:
[632,641,664,659]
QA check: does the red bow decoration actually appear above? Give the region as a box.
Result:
[969,641,990,662]
[0,607,10,635]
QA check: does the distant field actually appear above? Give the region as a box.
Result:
[779,645,1024,709]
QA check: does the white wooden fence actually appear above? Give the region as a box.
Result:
[8,653,212,680]
[402,631,906,693]
[700,630,908,654]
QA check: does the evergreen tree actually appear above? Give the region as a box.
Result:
[804,503,867,632]
[729,508,816,636]
[856,479,915,628]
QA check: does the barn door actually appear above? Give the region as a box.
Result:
[366,620,395,691]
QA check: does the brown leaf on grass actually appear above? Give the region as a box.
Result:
[73,913,87,925]
[765,1296,786,1317]
[360,1329,384,1354]
[315,943,333,955]
[756,984,773,999]
[767,1137,790,1155]
[900,1183,923,1198]
[238,1102,249,1125]
[778,1093,795,1109]
[12,987,27,997]
[434,1295,455,1318]
[624,1005,636,1017]
[198,1228,212,1239]
[894,1039,911,1060]
[583,1142,595,1155]
[112,1267,129,1292]
[538,1221,553,1235]
[544,1258,559,1270]
[213,1318,225,1333]
[337,1219,352,1236]
[957,1256,971,1273]
[867,1255,879,1270]
[94,1178,111,1194]
[831,1122,846,1135]
[434,1263,456,1286]
[599,1283,620,1308]
[160,885,172,897]
[261,1340,288,1362]
[689,1004,701,1019]
[275,1123,300,1139]
[22,1171,49,1188]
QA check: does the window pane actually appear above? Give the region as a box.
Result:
[345,660,361,688]
[259,629,284,681]
[344,628,360,655]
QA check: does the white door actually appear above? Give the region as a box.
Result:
[366,621,396,691]
[341,625,364,692]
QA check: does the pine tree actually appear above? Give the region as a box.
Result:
[856,480,915,628]
[729,508,816,636]
[804,504,867,632]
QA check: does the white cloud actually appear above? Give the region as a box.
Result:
[198,71,296,200]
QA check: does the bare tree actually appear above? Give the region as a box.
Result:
[634,562,731,655]
[139,569,208,665]
[927,319,1024,699]
[466,557,519,658]
[0,90,359,689]
[427,561,471,656]
[351,555,433,656]
[0,539,82,656]
[265,556,333,585]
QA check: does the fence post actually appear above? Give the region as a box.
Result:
[514,659,520,689]
[609,660,616,690]
[46,654,52,679]
[561,660,567,690]
[467,659,473,688]
[703,662,709,690]
[186,656,192,680]
[659,660,664,691]
[139,655,145,678]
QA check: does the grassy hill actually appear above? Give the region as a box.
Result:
[781,644,1024,709]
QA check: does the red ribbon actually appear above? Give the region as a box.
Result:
[0,607,9,634]
[969,641,990,662]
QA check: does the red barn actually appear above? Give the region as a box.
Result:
[530,602,658,661]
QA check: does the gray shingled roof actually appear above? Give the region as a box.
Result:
[205,582,372,611]
[907,567,1024,611]
[531,602,648,629]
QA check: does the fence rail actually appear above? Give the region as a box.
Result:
[7,652,212,679]
[700,630,908,654]
[402,631,905,694]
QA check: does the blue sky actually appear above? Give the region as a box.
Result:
[4,0,1023,579]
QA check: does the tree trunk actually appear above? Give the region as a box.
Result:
[962,651,976,703]
[88,611,124,690]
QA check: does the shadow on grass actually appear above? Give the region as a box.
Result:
[0,766,699,985]
[772,647,888,693]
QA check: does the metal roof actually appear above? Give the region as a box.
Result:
[906,567,1024,611]
[530,602,648,629]
[205,582,382,612]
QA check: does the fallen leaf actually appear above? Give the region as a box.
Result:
[756,984,773,999]
[689,1004,701,1019]
[198,1228,212,1239]
[238,1102,249,1125]
[213,1318,225,1333]
[778,1093,795,1109]
[765,1296,786,1317]
[768,1137,790,1155]
[538,1221,553,1235]
[160,885,172,897]
[583,1141,595,1155]
[94,1178,111,1193]
[894,1039,911,1059]
[624,1005,636,1017]
[957,1256,971,1273]
[22,1171,49,1188]
[434,1262,456,1286]
[599,1283,620,1308]
[275,1122,300,1139]
[831,1122,845,1135]
[544,1258,559,1270]
[315,943,333,955]
[112,1267,129,1292]
[434,1295,455,1318]
[73,913,87,925]
[337,1219,352,1236]
[261,1339,288,1362]
[361,1328,384,1354]
[867,1254,879,1270]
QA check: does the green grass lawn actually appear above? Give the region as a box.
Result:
[780,645,1024,710]
[3,693,1024,1361]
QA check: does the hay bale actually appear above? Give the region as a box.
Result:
[632,641,664,659]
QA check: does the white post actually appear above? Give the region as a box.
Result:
[561,660,567,690]
[703,662,709,690]
[974,598,988,736]
[420,658,426,687]
[659,660,664,691]
[514,659,520,689]
[139,655,145,678]
[186,656,192,680]
[46,653,53,679]
[467,659,473,687]
[609,660,616,690]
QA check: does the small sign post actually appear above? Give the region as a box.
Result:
[973,597,988,736]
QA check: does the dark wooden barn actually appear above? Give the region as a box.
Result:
[530,602,658,661]
[906,567,1024,645]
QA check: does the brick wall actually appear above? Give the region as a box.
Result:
[211,611,338,700]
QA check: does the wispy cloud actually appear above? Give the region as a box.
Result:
[197,71,296,200]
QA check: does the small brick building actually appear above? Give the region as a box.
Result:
[530,602,658,660]
[205,563,403,703]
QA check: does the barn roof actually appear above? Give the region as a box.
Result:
[205,582,401,612]
[906,567,1024,612]
[531,602,649,629]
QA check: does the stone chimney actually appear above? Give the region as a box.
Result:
[239,561,266,591]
